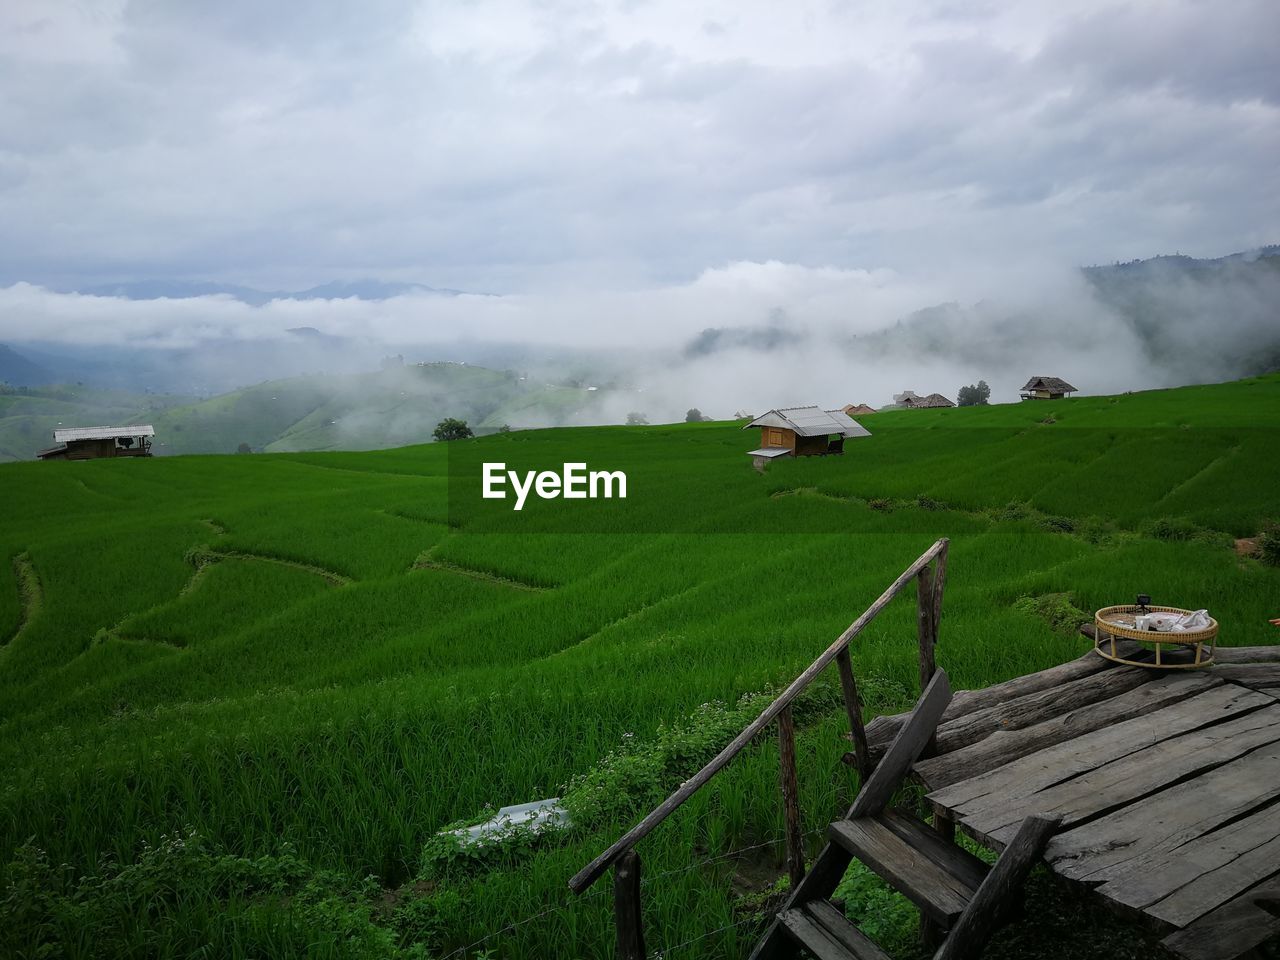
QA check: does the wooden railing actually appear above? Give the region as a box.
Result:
[568,538,950,959]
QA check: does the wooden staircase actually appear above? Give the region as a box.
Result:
[752,670,1060,960]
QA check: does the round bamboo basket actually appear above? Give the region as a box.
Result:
[1094,605,1217,669]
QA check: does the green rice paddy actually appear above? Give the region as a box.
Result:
[2,374,1278,959]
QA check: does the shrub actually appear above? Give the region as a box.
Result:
[867,498,894,513]
[1012,593,1089,634]
[1147,517,1199,541]
[1260,522,1280,567]
[1039,515,1075,533]
[915,494,945,511]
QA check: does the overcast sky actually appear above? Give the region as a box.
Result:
[2,0,1276,300]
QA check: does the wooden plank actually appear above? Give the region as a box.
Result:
[1097,799,1280,922]
[876,808,989,892]
[837,647,871,781]
[959,704,1280,846]
[748,842,853,960]
[851,670,951,819]
[1213,663,1280,688]
[933,814,1061,960]
[1213,645,1280,663]
[863,648,1130,753]
[930,683,1271,812]
[829,818,976,926]
[807,901,894,960]
[1161,878,1280,960]
[914,672,1223,790]
[779,907,857,960]
[928,666,1151,754]
[613,850,645,960]
[917,565,937,692]
[571,538,949,894]
[778,705,805,887]
[1050,739,1280,882]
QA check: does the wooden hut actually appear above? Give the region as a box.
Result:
[1020,376,1077,400]
[841,403,878,416]
[37,425,155,461]
[743,406,870,469]
[900,392,954,409]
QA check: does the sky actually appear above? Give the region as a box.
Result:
[0,0,1277,378]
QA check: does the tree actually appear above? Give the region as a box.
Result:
[626,412,648,425]
[433,418,473,441]
[957,380,991,406]
[236,442,252,454]
[685,408,705,423]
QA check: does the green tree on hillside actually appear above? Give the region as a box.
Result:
[236,442,252,454]
[685,408,705,422]
[433,418,473,441]
[957,381,991,406]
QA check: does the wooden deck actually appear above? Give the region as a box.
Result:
[863,643,1280,960]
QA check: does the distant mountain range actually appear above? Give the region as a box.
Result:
[59,278,472,305]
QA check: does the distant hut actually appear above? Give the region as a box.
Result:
[893,390,923,406]
[1020,376,1077,400]
[743,406,870,470]
[842,403,878,416]
[900,393,955,409]
[37,425,155,461]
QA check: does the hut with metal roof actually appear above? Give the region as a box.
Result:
[1020,376,1077,400]
[743,406,870,470]
[37,425,155,461]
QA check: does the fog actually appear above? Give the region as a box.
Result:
[4,248,1276,427]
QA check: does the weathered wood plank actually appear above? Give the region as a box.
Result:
[863,648,1131,752]
[914,672,1223,790]
[917,565,937,692]
[929,683,1271,812]
[778,907,857,960]
[806,901,893,960]
[928,666,1151,754]
[829,818,976,926]
[778,705,805,887]
[613,850,645,960]
[876,808,989,892]
[1049,739,1280,882]
[1213,663,1280,688]
[933,814,1061,960]
[851,670,951,819]
[958,704,1280,845]
[1097,799,1280,921]
[1212,645,1280,664]
[837,647,872,781]
[1161,878,1280,960]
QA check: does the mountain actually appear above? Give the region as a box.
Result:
[0,344,55,387]
[0,363,614,460]
[67,278,469,306]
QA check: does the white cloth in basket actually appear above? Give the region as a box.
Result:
[1135,609,1211,633]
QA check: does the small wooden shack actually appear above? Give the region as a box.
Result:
[1020,376,1077,400]
[744,406,870,469]
[37,425,155,461]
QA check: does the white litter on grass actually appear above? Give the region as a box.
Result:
[445,798,569,848]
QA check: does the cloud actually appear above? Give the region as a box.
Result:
[0,0,1275,299]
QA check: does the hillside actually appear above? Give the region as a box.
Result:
[1,375,1278,959]
[0,363,610,460]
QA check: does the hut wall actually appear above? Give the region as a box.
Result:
[65,438,117,460]
[760,427,796,451]
[793,434,830,457]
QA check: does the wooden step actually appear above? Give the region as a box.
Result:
[778,901,893,960]
[829,809,988,927]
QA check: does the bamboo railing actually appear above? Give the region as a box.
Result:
[567,538,950,959]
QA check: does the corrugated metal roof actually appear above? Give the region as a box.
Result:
[54,425,155,442]
[745,406,871,438]
[746,447,794,458]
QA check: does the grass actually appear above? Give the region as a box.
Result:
[0,374,1278,959]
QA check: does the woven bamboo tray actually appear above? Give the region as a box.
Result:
[1094,605,1217,669]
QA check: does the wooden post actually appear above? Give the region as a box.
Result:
[836,647,871,781]
[777,705,805,888]
[931,546,948,650]
[916,565,936,692]
[614,850,645,960]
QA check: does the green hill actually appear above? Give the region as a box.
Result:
[1,374,1277,959]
